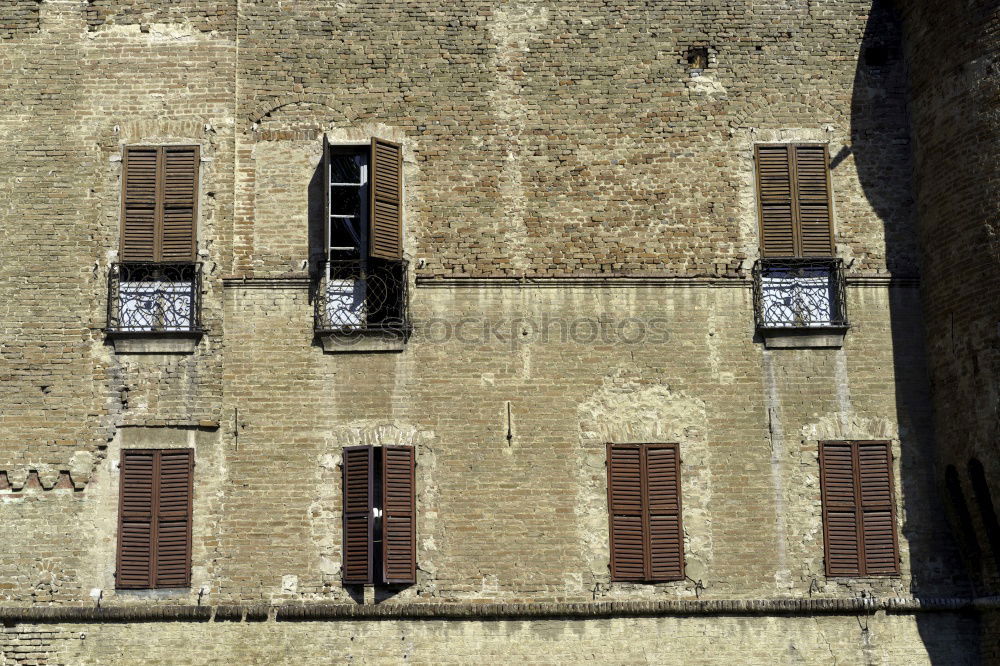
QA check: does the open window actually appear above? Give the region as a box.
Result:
[315,136,409,352]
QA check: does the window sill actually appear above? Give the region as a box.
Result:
[107,331,203,355]
[318,330,406,354]
[759,327,847,349]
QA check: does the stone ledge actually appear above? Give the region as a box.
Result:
[761,328,847,349]
[0,597,992,624]
[108,332,202,355]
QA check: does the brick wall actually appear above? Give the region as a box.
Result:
[0,0,989,662]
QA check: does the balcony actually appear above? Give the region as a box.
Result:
[751,258,848,348]
[106,262,202,353]
[313,259,410,353]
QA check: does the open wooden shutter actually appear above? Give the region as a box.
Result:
[381,446,416,584]
[756,145,796,258]
[160,146,199,262]
[645,444,684,581]
[756,144,834,258]
[793,145,834,257]
[155,449,194,587]
[121,145,198,262]
[121,147,159,262]
[608,444,647,581]
[820,441,861,576]
[342,446,374,584]
[369,137,402,260]
[117,450,156,588]
[858,442,899,575]
[323,134,331,261]
[117,449,194,589]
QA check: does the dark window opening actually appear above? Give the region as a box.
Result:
[686,47,709,70]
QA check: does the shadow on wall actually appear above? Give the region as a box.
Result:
[851,1,979,662]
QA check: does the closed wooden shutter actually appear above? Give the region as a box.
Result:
[155,449,195,587]
[117,449,194,589]
[858,443,898,574]
[756,144,834,258]
[117,450,156,588]
[121,145,199,262]
[369,137,403,261]
[342,446,374,584]
[608,443,684,582]
[381,446,416,584]
[645,444,684,581]
[820,441,899,577]
[793,145,834,256]
[160,147,199,262]
[121,147,159,262]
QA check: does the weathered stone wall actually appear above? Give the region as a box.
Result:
[0,612,983,665]
[896,0,1000,598]
[0,0,987,662]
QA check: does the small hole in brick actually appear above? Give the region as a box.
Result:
[40,385,50,394]
[865,46,890,67]
[686,47,709,70]
[755,45,763,52]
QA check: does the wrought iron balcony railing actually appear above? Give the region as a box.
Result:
[314,259,410,338]
[107,262,203,334]
[752,258,848,330]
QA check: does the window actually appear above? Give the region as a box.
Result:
[819,441,899,577]
[316,137,409,340]
[752,144,847,330]
[116,449,194,589]
[108,145,201,334]
[342,446,416,585]
[606,443,684,583]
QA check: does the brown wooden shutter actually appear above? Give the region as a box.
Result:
[155,449,194,587]
[342,446,374,584]
[608,443,683,582]
[117,450,156,588]
[121,147,159,262]
[117,449,194,589]
[645,444,684,581]
[858,442,899,575]
[756,144,834,258]
[160,146,199,262]
[756,145,796,258]
[820,441,861,576]
[369,137,402,260]
[820,441,898,577]
[608,444,645,581]
[793,145,834,257]
[121,145,199,262]
[381,446,416,584]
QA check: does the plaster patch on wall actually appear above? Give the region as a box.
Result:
[577,373,713,598]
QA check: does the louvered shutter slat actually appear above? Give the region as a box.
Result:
[858,443,899,575]
[369,138,403,260]
[382,446,416,584]
[820,442,862,576]
[645,445,684,581]
[756,145,796,258]
[160,147,198,262]
[117,450,156,589]
[608,445,647,581]
[794,145,834,257]
[342,446,374,584]
[155,449,193,588]
[121,147,159,262]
